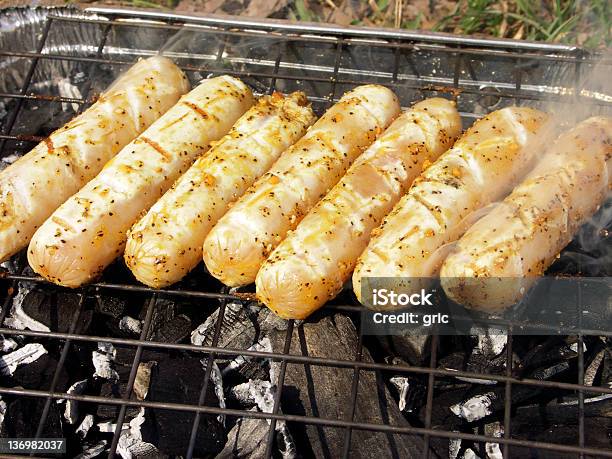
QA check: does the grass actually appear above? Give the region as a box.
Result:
[432,0,609,46]
[118,0,610,48]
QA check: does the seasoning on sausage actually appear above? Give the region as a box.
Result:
[125,91,316,288]
[28,76,254,287]
[353,106,550,308]
[441,116,612,311]
[203,84,401,287]
[0,56,190,262]
[256,98,461,319]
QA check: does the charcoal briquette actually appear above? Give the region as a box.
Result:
[191,301,286,352]
[216,407,269,458]
[377,334,431,366]
[1,396,63,438]
[95,295,127,319]
[270,313,429,458]
[141,356,225,455]
[151,313,191,343]
[7,353,68,392]
[21,290,91,333]
[142,298,176,340]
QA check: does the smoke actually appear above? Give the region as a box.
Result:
[537,51,612,276]
[440,51,612,281]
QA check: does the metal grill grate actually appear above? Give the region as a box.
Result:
[0,7,610,458]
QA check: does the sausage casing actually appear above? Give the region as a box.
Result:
[256,98,461,319]
[202,84,401,287]
[0,56,189,261]
[28,76,254,287]
[125,91,316,288]
[353,106,549,307]
[441,116,612,311]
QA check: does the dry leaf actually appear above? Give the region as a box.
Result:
[244,0,289,17]
[176,0,225,13]
[328,6,354,26]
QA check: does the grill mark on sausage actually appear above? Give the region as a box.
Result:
[51,216,76,233]
[140,136,173,162]
[44,137,54,154]
[182,101,218,123]
[159,111,190,131]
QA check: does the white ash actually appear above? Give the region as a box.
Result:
[116,407,160,459]
[191,301,287,348]
[76,414,95,439]
[118,316,142,335]
[0,342,47,376]
[485,442,503,459]
[223,336,272,376]
[476,334,507,357]
[0,396,6,432]
[585,349,606,386]
[464,448,481,459]
[0,260,15,272]
[390,376,411,412]
[5,284,49,332]
[75,440,108,459]
[96,421,128,433]
[191,304,232,346]
[232,379,275,414]
[231,379,296,459]
[558,393,612,406]
[92,342,119,381]
[191,302,247,346]
[277,420,297,459]
[444,368,497,386]
[450,392,496,422]
[0,335,18,353]
[1,154,20,166]
[449,437,462,459]
[484,421,504,459]
[64,378,88,424]
[202,359,226,425]
[570,341,587,353]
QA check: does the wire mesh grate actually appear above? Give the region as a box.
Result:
[0,7,610,459]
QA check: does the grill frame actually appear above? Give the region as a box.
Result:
[0,7,610,458]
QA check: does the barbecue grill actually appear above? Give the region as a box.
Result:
[0,6,610,458]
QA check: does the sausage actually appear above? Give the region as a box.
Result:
[28,76,254,287]
[256,98,462,319]
[124,91,316,288]
[202,84,401,287]
[352,106,550,307]
[441,116,612,311]
[0,56,189,262]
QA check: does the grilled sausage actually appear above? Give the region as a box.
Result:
[28,76,254,287]
[441,116,612,311]
[353,106,549,307]
[0,56,189,262]
[202,84,401,287]
[124,91,316,288]
[256,98,462,319]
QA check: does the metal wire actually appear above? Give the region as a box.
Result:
[0,7,610,459]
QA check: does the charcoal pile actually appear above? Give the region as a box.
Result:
[0,271,610,459]
[0,269,610,459]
